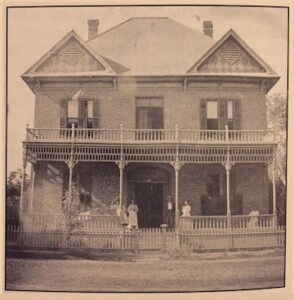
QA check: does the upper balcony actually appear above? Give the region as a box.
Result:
[25,125,275,146]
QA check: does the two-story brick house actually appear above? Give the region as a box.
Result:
[20,17,279,229]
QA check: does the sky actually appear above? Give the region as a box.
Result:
[6,5,288,173]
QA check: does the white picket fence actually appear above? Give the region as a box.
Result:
[6,225,285,252]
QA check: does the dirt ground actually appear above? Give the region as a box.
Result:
[5,250,285,292]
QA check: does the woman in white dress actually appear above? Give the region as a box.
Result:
[182,200,191,217]
[127,200,139,229]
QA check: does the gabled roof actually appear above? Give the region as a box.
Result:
[87,17,215,75]
[187,29,278,76]
[22,17,279,85]
[22,30,128,78]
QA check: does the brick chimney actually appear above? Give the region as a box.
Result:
[203,21,213,38]
[88,19,99,40]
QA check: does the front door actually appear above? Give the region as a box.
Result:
[135,183,163,228]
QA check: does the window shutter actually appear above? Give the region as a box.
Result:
[93,99,100,128]
[78,100,86,128]
[218,99,227,130]
[60,99,68,128]
[233,99,241,130]
[200,99,207,129]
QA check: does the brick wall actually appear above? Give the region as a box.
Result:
[32,161,65,213]
[234,163,270,214]
[34,80,268,130]
[91,162,120,208]
[178,163,270,215]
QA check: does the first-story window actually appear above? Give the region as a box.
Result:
[60,99,99,128]
[201,173,242,215]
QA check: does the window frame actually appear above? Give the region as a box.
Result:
[201,98,240,130]
[60,98,99,129]
[135,97,164,130]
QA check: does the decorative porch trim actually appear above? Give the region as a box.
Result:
[25,144,274,164]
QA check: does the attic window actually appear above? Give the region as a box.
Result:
[64,44,84,66]
[220,41,241,65]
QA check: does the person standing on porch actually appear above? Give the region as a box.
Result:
[121,205,129,228]
[127,200,139,229]
[110,199,129,227]
[165,195,174,228]
[182,200,191,217]
[110,199,121,216]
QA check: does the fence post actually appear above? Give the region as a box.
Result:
[132,229,138,254]
[176,227,181,249]
[160,224,168,253]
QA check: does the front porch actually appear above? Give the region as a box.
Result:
[20,125,278,233]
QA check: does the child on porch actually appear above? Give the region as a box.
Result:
[247,209,259,228]
[110,199,121,216]
[110,199,129,227]
[121,205,129,228]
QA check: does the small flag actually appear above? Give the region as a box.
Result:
[72,89,84,101]
[194,15,201,22]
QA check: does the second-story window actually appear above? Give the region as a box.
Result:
[200,99,240,130]
[60,99,99,128]
[136,98,164,129]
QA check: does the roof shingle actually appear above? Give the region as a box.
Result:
[87,17,215,75]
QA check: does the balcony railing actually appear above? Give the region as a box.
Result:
[25,126,275,144]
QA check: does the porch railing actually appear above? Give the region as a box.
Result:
[25,127,274,144]
[180,214,276,231]
[21,212,122,230]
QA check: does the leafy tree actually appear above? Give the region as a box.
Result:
[266,93,287,225]
[6,169,30,225]
[61,183,84,244]
[266,93,287,184]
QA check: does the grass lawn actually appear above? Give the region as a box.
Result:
[5,250,285,292]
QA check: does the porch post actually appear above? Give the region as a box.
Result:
[65,160,78,204]
[225,163,232,221]
[116,161,128,209]
[20,144,27,222]
[175,163,180,227]
[222,144,234,228]
[272,151,277,226]
[171,124,183,229]
[115,124,128,209]
[66,124,77,203]
[29,163,36,212]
